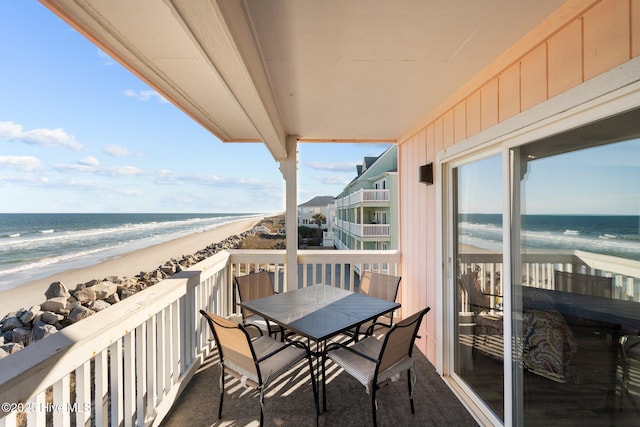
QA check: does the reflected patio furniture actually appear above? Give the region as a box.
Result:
[199,310,319,427]
[458,271,503,355]
[322,307,430,427]
[350,272,402,341]
[554,270,613,298]
[234,271,284,340]
[620,335,640,403]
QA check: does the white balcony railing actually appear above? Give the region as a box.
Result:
[0,249,399,427]
[3,247,635,426]
[458,249,640,310]
[335,219,390,238]
[335,189,389,207]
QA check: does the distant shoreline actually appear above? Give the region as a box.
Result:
[0,216,263,316]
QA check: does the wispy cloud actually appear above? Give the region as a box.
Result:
[78,156,100,166]
[149,169,278,191]
[0,121,84,150]
[0,174,50,187]
[103,144,141,157]
[0,155,43,172]
[306,161,357,172]
[53,159,143,177]
[124,89,169,104]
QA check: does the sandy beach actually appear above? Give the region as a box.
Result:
[0,216,262,317]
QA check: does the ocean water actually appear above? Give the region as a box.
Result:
[458,214,640,261]
[0,213,260,291]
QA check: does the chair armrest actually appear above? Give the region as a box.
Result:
[364,321,392,336]
[325,341,380,364]
[256,339,311,363]
[481,292,502,298]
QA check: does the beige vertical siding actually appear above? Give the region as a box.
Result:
[398,0,640,358]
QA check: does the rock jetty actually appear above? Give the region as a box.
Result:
[0,230,254,360]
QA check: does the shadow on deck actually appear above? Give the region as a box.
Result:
[160,345,479,426]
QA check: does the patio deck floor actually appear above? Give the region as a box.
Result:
[160,343,479,427]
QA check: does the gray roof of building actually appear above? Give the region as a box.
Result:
[298,195,335,207]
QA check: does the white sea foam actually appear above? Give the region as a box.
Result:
[0,246,113,276]
[0,213,262,290]
[459,220,640,259]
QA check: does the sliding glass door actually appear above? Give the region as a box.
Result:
[452,154,504,419]
[513,113,640,426]
[446,108,640,426]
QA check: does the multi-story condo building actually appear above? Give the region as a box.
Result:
[332,146,398,250]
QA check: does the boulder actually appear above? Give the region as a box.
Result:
[119,276,138,287]
[44,281,70,299]
[11,327,31,346]
[160,263,176,275]
[84,279,101,288]
[68,301,83,311]
[0,347,7,360]
[68,306,95,324]
[40,311,63,325]
[1,342,24,354]
[120,287,137,300]
[31,323,58,342]
[41,297,68,314]
[73,287,96,304]
[92,281,118,300]
[1,317,23,332]
[105,293,120,304]
[87,300,111,312]
[19,305,41,324]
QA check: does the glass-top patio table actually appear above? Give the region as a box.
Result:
[239,284,401,412]
[238,284,401,344]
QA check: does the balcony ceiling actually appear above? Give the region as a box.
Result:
[40,0,566,160]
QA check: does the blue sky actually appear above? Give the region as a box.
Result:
[0,2,389,213]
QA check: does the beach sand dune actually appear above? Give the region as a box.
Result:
[0,217,262,317]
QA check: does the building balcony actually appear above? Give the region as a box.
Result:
[335,189,390,208]
[335,219,390,238]
[0,249,436,427]
[2,248,637,426]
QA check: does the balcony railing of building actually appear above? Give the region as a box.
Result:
[335,219,390,238]
[457,249,640,313]
[335,188,389,207]
[0,249,399,427]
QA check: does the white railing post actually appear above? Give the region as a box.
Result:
[135,323,147,426]
[26,392,45,426]
[123,330,135,427]
[146,316,158,417]
[110,339,124,427]
[75,361,91,427]
[95,350,108,427]
[171,300,180,382]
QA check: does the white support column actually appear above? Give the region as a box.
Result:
[283,135,298,291]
